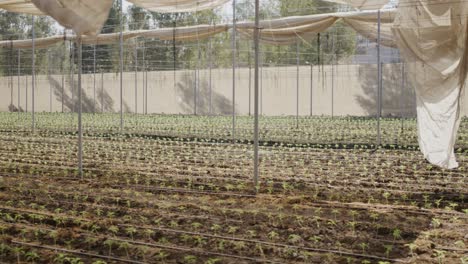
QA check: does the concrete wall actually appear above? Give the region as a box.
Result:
[1,63,467,117]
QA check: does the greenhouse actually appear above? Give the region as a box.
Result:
[0,0,466,263]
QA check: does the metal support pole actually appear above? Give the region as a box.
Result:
[296,40,300,129]
[48,52,52,112]
[119,0,124,130]
[17,50,20,113]
[377,10,382,146]
[32,15,35,133]
[401,63,405,133]
[93,45,96,113]
[145,62,148,115]
[248,46,252,116]
[310,64,313,116]
[9,42,13,109]
[194,69,197,115]
[26,76,28,113]
[331,33,335,118]
[77,37,83,179]
[71,41,75,113]
[253,0,260,189]
[142,47,146,115]
[209,38,213,115]
[61,43,65,113]
[101,70,104,113]
[135,45,138,114]
[232,0,237,141]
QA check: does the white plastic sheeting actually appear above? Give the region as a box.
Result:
[325,0,389,10]
[30,0,113,36]
[0,24,229,48]
[236,9,396,46]
[128,0,230,13]
[392,0,468,169]
[0,9,395,48]
[0,0,230,15]
[0,0,42,15]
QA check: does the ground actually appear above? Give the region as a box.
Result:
[0,113,466,264]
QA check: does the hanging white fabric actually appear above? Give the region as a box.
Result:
[235,9,396,46]
[128,0,230,13]
[324,0,389,10]
[30,0,113,36]
[0,1,42,15]
[0,24,230,48]
[392,0,468,169]
[0,9,397,48]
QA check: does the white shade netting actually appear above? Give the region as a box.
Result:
[30,0,113,36]
[0,0,231,15]
[392,0,468,169]
[0,24,229,48]
[0,1,42,15]
[236,9,396,46]
[128,0,230,13]
[324,0,389,10]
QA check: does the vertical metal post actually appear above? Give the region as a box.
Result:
[248,46,252,116]
[77,37,83,179]
[119,0,124,130]
[93,45,96,113]
[26,76,28,113]
[48,52,52,112]
[260,47,263,115]
[32,15,35,133]
[145,61,148,114]
[61,42,65,113]
[71,41,75,113]
[17,50,20,113]
[9,42,13,109]
[331,32,335,118]
[134,45,138,114]
[142,47,146,114]
[377,10,382,146]
[101,70,104,113]
[209,38,213,115]
[253,0,260,188]
[232,0,237,141]
[296,40,300,129]
[194,69,197,115]
[310,64,313,116]
[400,63,405,133]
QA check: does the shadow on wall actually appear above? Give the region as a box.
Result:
[356,63,417,117]
[49,75,121,113]
[176,71,232,115]
[8,104,24,112]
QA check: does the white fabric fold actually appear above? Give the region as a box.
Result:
[0,1,42,15]
[30,0,113,36]
[392,0,468,169]
[128,0,230,13]
[0,24,230,48]
[236,9,396,46]
[324,0,389,10]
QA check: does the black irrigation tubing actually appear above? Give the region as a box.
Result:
[5,180,465,227]
[3,128,467,154]
[10,240,147,264]
[1,166,467,210]
[111,184,258,198]
[7,161,465,202]
[5,151,467,185]
[1,143,465,178]
[114,224,407,263]
[7,222,281,264]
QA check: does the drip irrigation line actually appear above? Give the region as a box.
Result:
[11,240,147,264]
